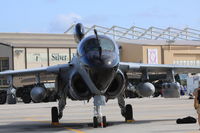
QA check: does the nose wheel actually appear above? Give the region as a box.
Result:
[93,95,107,128]
[93,116,107,128]
[102,116,107,127]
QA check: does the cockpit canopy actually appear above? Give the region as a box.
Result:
[78,35,116,56]
[84,38,115,52]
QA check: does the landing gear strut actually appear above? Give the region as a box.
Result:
[51,99,66,125]
[7,76,16,104]
[51,84,67,125]
[118,94,134,122]
[93,95,107,128]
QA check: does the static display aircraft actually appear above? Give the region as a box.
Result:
[1,23,200,128]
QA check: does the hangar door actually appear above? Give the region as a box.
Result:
[0,58,9,87]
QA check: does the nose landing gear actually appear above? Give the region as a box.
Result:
[51,92,67,125]
[93,115,107,128]
[93,95,107,128]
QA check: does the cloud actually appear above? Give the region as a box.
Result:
[83,15,109,27]
[48,13,111,33]
[49,13,82,33]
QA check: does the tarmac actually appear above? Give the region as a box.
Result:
[0,96,199,133]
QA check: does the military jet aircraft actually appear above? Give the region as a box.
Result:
[1,23,200,128]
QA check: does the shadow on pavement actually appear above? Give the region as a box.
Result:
[0,118,178,132]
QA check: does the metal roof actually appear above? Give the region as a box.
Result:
[0,33,77,48]
[65,24,200,41]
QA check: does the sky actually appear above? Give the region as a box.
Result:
[0,0,200,33]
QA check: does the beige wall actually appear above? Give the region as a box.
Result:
[120,43,162,64]
[12,47,77,70]
[162,46,200,65]
[120,43,143,62]
[26,48,48,68]
[13,48,25,70]
[120,43,200,65]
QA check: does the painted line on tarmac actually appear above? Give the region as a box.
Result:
[64,127,85,133]
[25,117,85,133]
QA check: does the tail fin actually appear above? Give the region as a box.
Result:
[74,23,85,43]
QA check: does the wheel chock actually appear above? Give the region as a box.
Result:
[52,122,60,126]
[126,119,135,123]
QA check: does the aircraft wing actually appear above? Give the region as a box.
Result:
[0,63,70,87]
[0,64,69,76]
[119,62,200,74]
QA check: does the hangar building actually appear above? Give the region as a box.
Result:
[0,25,200,88]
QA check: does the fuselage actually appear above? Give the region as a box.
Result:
[77,35,120,93]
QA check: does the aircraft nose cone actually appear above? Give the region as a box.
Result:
[79,51,119,92]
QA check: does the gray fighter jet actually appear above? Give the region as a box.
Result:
[1,23,200,128]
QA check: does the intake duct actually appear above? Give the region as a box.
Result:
[105,70,125,99]
[68,72,91,100]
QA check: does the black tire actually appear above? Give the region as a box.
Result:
[102,116,107,128]
[7,94,16,104]
[22,95,31,104]
[0,92,7,104]
[51,107,59,123]
[125,104,133,122]
[93,116,98,128]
